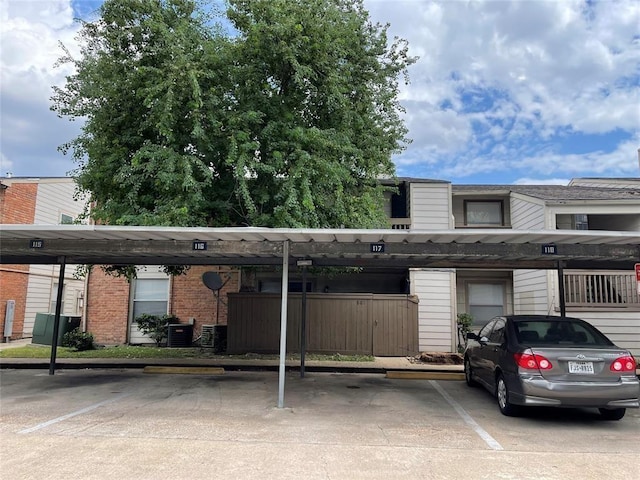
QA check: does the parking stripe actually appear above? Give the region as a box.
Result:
[18,393,130,434]
[429,380,503,451]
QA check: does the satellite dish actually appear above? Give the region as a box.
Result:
[202,272,223,291]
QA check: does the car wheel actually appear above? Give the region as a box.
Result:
[496,374,519,417]
[464,358,478,387]
[598,408,626,421]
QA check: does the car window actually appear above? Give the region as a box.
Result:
[488,319,506,343]
[514,319,613,346]
[478,319,497,339]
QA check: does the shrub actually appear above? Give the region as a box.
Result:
[62,328,95,351]
[456,313,474,352]
[134,314,180,346]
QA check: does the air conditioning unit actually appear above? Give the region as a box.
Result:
[201,325,215,348]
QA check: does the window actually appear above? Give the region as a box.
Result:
[464,200,503,226]
[574,214,589,230]
[132,278,169,319]
[60,213,74,224]
[488,318,506,343]
[478,319,497,339]
[468,283,505,326]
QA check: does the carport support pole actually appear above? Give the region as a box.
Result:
[278,241,290,408]
[557,260,566,317]
[49,256,66,375]
[300,264,307,378]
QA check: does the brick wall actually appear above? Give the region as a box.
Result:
[0,182,37,339]
[85,267,131,344]
[0,269,28,340]
[86,265,240,344]
[0,182,37,223]
[171,266,239,339]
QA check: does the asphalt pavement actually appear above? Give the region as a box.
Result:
[2,366,638,480]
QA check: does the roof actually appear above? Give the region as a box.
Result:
[452,184,640,201]
[1,225,638,270]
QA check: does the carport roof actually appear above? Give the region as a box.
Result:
[1,224,638,270]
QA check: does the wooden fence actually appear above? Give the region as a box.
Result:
[227,293,419,356]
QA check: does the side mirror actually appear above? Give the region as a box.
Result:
[466,332,479,341]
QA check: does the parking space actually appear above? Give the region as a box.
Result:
[1,369,638,479]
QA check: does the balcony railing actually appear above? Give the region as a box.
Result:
[563,271,640,308]
[390,218,411,229]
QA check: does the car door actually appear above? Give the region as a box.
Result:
[483,318,506,389]
[470,319,497,385]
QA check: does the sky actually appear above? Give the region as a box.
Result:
[1,0,639,186]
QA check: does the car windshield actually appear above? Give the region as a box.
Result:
[513,319,613,347]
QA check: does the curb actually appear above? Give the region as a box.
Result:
[0,359,461,376]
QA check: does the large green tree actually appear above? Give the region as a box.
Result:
[52,0,416,228]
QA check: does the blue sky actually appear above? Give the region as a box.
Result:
[1,0,639,185]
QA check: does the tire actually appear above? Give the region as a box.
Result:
[598,408,626,421]
[464,358,478,387]
[496,373,520,417]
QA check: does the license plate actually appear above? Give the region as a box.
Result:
[568,361,594,374]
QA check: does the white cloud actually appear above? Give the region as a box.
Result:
[513,178,571,186]
[516,134,640,177]
[2,0,639,183]
[1,0,82,176]
[367,0,640,181]
[1,1,77,100]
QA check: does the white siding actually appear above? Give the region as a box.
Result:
[18,180,88,336]
[511,195,550,315]
[410,183,452,229]
[23,265,84,336]
[569,311,640,357]
[33,179,86,224]
[24,270,52,336]
[411,269,455,352]
[510,195,546,230]
[513,270,552,315]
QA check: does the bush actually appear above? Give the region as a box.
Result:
[134,314,180,346]
[456,313,474,352]
[62,328,95,351]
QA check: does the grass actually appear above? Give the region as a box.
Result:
[0,344,374,362]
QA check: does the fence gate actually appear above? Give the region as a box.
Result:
[372,296,419,356]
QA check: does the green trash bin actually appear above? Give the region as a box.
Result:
[32,313,81,346]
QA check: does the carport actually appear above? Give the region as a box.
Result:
[1,225,639,407]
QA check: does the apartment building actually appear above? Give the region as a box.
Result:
[0,177,87,340]
[80,177,639,356]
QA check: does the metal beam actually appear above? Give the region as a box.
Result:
[49,256,66,375]
[3,237,636,270]
[277,241,289,409]
[557,261,566,317]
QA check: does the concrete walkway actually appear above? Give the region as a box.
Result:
[0,338,465,376]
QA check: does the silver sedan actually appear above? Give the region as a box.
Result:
[464,314,640,420]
